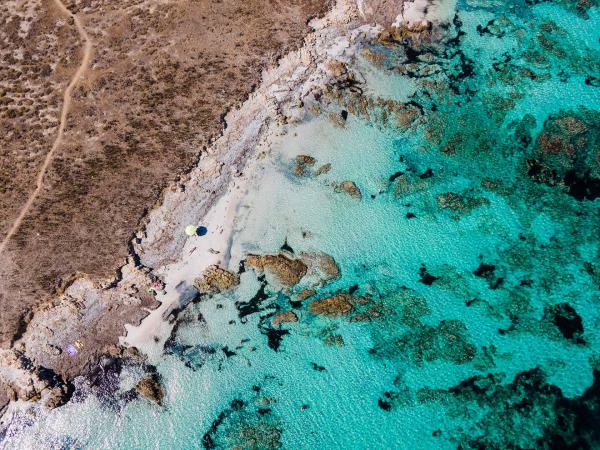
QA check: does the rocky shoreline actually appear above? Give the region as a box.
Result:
[121,0,386,357]
[0,0,403,423]
[2,0,598,445]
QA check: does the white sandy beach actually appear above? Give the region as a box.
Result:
[120,0,377,359]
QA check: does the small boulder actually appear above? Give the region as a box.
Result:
[300,252,340,286]
[136,375,164,406]
[336,181,362,200]
[295,289,316,301]
[293,154,317,176]
[328,112,347,128]
[296,154,316,165]
[315,163,331,175]
[272,311,298,327]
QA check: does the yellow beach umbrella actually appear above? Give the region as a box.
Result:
[185,225,198,236]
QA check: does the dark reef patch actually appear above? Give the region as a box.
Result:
[280,239,294,254]
[419,168,434,179]
[527,109,600,201]
[473,262,504,290]
[165,342,218,371]
[418,367,600,449]
[564,169,600,201]
[202,399,246,449]
[235,276,270,321]
[264,327,289,352]
[222,346,237,358]
[378,398,392,411]
[418,264,439,286]
[311,362,326,372]
[202,393,283,450]
[389,171,404,182]
[543,302,585,344]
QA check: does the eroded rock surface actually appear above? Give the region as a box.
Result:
[0,349,72,410]
[309,294,355,317]
[194,265,240,295]
[10,262,159,381]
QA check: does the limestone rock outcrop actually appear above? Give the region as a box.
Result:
[309,294,355,317]
[194,265,240,295]
[244,254,308,289]
[0,349,72,410]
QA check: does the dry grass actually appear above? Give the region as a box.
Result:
[0,0,331,347]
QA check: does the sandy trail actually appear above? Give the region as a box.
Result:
[0,0,92,255]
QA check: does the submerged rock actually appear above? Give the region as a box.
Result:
[293,154,317,176]
[295,289,316,301]
[136,374,164,406]
[527,109,600,200]
[299,252,341,286]
[436,192,490,213]
[323,334,345,347]
[391,288,430,326]
[245,254,307,289]
[237,422,283,450]
[418,368,600,449]
[328,112,347,128]
[372,319,476,365]
[336,180,362,199]
[543,302,585,344]
[393,173,429,197]
[315,163,331,175]
[296,154,316,165]
[194,265,240,295]
[394,105,422,129]
[271,311,298,327]
[309,294,354,317]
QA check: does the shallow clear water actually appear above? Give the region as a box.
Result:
[3,0,600,448]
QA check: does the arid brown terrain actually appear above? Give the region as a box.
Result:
[0,0,331,349]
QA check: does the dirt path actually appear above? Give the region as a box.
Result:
[0,0,92,255]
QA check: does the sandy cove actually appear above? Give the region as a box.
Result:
[0,0,397,418]
[123,0,382,358]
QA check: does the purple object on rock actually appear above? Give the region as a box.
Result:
[65,344,78,357]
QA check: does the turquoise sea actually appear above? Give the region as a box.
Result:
[3,0,600,448]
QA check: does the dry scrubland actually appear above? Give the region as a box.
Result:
[0,0,331,347]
